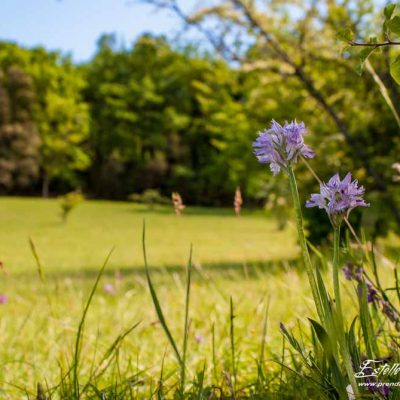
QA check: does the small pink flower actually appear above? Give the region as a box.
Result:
[103,283,116,295]
[0,294,8,304]
[195,333,205,345]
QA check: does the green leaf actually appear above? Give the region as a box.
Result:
[308,319,348,397]
[358,282,374,359]
[280,323,303,355]
[308,319,333,358]
[347,317,360,370]
[390,58,400,85]
[335,28,354,43]
[388,16,400,35]
[355,47,376,76]
[384,4,396,21]
[315,267,330,321]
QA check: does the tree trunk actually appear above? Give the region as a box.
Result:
[42,173,50,198]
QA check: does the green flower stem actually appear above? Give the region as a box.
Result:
[333,226,359,396]
[333,226,342,318]
[287,165,323,321]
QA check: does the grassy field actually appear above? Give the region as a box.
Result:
[0,197,378,398]
[0,197,297,274]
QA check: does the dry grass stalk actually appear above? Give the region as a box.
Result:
[172,192,185,215]
[234,187,243,216]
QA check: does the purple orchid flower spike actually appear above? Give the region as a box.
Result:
[366,282,378,304]
[306,172,369,226]
[253,120,314,175]
[284,120,314,161]
[341,263,364,282]
[342,265,354,281]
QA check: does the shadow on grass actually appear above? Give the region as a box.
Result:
[124,204,268,218]
[33,257,304,283]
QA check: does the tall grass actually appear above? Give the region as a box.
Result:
[8,231,397,398]
[2,195,399,398]
[25,246,143,399]
[142,221,193,396]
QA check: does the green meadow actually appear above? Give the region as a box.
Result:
[0,197,298,273]
[0,197,315,397]
[0,198,396,399]
[2,0,400,397]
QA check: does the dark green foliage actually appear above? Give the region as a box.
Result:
[128,189,170,207]
[83,34,258,203]
[0,43,90,196]
[1,1,400,240]
[0,66,40,191]
[59,191,84,223]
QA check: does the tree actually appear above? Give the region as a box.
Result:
[36,61,90,197]
[140,0,400,236]
[0,43,90,196]
[84,34,256,202]
[0,66,40,192]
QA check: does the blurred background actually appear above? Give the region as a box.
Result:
[0,0,399,241]
[2,2,400,395]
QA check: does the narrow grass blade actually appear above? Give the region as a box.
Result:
[72,247,114,398]
[211,323,217,383]
[29,237,46,284]
[229,296,237,392]
[142,221,182,365]
[82,321,141,395]
[347,317,361,375]
[358,281,376,358]
[181,244,193,391]
[29,237,56,317]
[395,269,400,303]
[157,348,167,400]
[259,297,270,367]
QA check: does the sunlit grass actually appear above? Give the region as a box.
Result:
[0,197,303,396]
[0,198,393,398]
[0,197,297,274]
[0,262,319,397]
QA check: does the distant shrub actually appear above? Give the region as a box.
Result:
[59,191,84,222]
[128,189,169,208]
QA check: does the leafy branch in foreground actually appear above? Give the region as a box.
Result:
[336,3,400,83]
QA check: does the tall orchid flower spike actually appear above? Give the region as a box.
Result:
[306,172,369,227]
[253,119,324,323]
[253,120,314,174]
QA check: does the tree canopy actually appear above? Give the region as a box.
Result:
[0,0,400,238]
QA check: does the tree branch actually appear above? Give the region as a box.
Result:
[140,0,400,225]
[230,0,400,224]
[348,40,400,47]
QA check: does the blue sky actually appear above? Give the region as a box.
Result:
[0,0,197,62]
